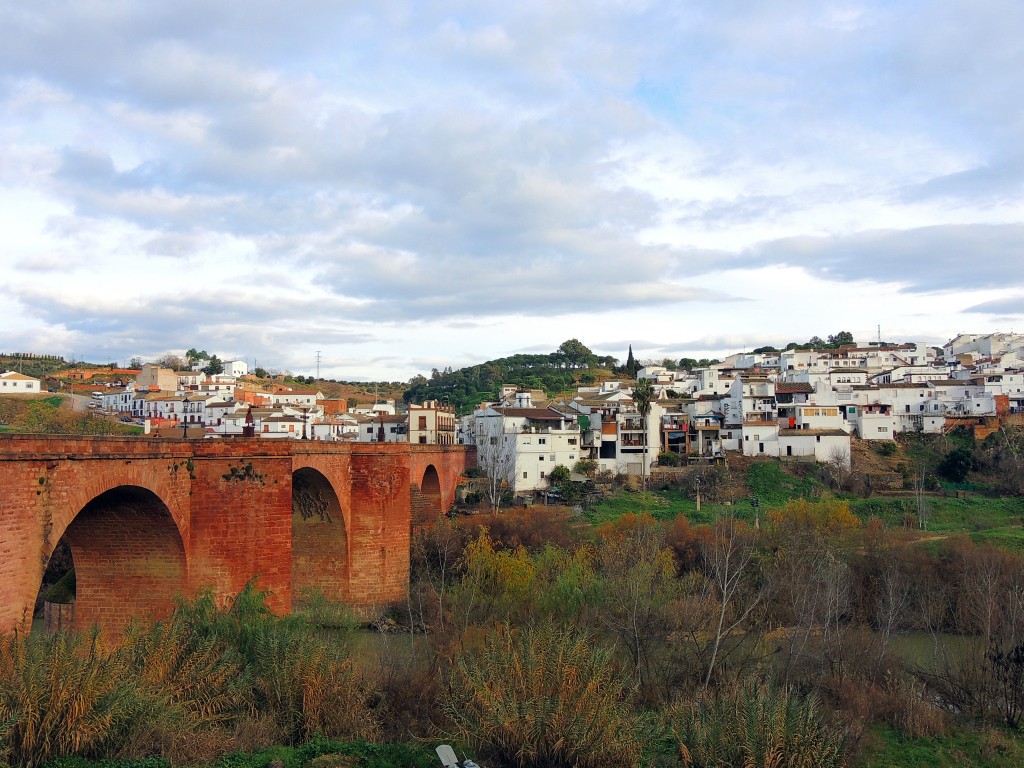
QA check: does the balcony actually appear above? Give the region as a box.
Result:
[742,412,777,424]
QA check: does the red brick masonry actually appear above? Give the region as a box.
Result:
[0,436,474,636]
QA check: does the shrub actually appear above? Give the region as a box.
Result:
[873,442,897,457]
[443,623,643,768]
[574,459,598,478]
[669,680,847,768]
[0,630,138,768]
[938,447,974,483]
[657,451,681,467]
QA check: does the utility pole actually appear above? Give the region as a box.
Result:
[315,350,321,383]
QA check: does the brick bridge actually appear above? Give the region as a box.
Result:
[0,435,474,635]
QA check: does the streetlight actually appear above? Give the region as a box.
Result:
[301,406,309,440]
[181,396,190,438]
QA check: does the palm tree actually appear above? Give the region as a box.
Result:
[631,377,655,489]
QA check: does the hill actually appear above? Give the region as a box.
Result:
[402,340,621,414]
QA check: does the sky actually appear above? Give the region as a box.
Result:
[1,1,1023,381]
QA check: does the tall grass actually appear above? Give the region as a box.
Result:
[0,584,379,768]
[669,680,847,768]
[0,631,136,768]
[443,622,643,768]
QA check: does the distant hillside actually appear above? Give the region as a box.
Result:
[0,354,68,379]
[403,341,620,414]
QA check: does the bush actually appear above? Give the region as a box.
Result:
[0,630,139,768]
[443,623,643,768]
[657,451,681,467]
[668,681,847,768]
[938,447,975,483]
[574,459,598,478]
[873,441,897,457]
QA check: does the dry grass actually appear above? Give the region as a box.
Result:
[443,622,643,768]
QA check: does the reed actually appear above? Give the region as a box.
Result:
[443,622,642,768]
[670,680,847,768]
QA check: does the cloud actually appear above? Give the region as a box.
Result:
[3,2,1024,377]
[964,296,1024,315]
[748,224,1024,294]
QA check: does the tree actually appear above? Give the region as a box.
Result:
[825,447,852,491]
[254,367,268,379]
[938,446,974,483]
[595,516,679,692]
[700,514,764,690]
[827,331,854,346]
[203,355,224,375]
[185,348,210,365]
[155,354,185,370]
[557,339,595,370]
[476,419,518,513]
[128,357,143,369]
[631,377,656,486]
[625,345,638,378]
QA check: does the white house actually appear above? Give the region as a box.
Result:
[778,429,851,467]
[1,371,42,394]
[472,405,583,496]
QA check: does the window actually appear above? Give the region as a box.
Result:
[490,437,498,445]
[418,416,427,429]
[877,426,888,432]
[568,438,577,445]
[538,438,547,445]
[419,435,427,444]
[539,455,544,461]
[523,471,528,479]
[540,471,545,479]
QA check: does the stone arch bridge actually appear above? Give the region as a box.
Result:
[0,435,474,636]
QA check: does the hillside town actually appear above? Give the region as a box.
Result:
[4,332,1024,502]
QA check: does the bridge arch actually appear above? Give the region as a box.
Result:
[411,464,443,527]
[291,466,349,605]
[46,485,188,636]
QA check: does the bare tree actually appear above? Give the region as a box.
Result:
[701,514,764,690]
[475,418,518,512]
[825,446,852,491]
[912,459,932,530]
[595,519,678,692]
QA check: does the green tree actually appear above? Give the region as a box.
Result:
[557,338,596,369]
[625,345,638,377]
[827,330,854,346]
[203,355,224,375]
[938,446,975,483]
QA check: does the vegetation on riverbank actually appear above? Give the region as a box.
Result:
[5,431,1024,767]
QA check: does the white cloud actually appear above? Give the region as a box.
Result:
[0,1,1022,377]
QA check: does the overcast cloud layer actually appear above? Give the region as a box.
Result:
[2,1,1023,379]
